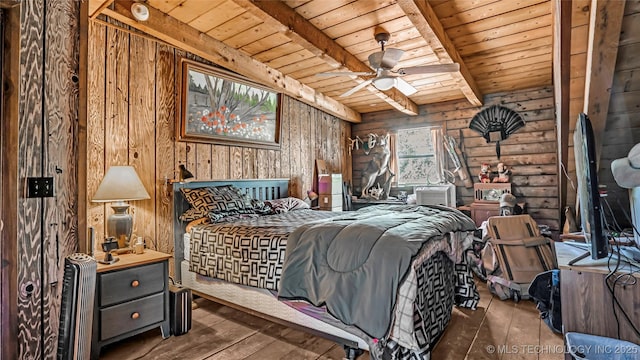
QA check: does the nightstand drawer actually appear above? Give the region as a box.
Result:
[100,262,165,306]
[99,292,165,341]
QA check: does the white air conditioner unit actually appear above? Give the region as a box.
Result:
[414,184,456,208]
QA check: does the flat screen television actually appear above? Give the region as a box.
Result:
[574,113,609,259]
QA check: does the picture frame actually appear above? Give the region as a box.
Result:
[179,59,281,149]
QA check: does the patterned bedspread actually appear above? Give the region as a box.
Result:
[189,209,335,290]
[188,206,479,359]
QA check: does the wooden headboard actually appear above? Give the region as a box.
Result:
[172,178,289,282]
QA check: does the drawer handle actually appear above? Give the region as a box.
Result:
[131,280,140,288]
[131,312,140,320]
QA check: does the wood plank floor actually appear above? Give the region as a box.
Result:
[99,281,564,360]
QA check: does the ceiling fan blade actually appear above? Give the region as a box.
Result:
[368,48,405,70]
[340,79,373,97]
[396,63,460,75]
[316,71,374,77]
[395,77,417,96]
[379,48,404,69]
[368,51,383,69]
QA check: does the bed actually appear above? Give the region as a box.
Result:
[173,179,479,359]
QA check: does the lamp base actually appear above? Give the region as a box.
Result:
[107,201,133,248]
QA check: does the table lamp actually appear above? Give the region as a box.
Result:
[92,166,150,248]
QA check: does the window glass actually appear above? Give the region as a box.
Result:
[395,126,443,185]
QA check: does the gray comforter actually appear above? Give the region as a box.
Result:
[277,204,476,339]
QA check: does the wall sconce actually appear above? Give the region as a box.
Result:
[179,164,194,181]
[305,190,318,207]
[165,164,194,186]
[164,165,195,197]
[307,190,318,202]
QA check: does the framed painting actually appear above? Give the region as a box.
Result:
[179,59,281,149]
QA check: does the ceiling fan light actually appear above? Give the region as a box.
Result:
[395,77,417,96]
[373,76,396,91]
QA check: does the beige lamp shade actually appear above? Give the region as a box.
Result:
[92,166,150,202]
[93,166,150,249]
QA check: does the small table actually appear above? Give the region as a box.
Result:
[470,183,512,226]
[470,202,500,226]
[91,249,171,359]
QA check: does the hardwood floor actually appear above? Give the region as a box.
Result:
[99,282,564,360]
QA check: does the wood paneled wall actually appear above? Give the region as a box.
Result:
[353,86,560,230]
[1,0,81,358]
[86,20,350,261]
[1,6,19,360]
[564,0,591,214]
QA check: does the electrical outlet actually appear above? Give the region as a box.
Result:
[27,177,54,198]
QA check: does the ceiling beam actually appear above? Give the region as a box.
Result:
[0,0,20,8]
[396,0,483,107]
[552,0,572,229]
[583,0,625,159]
[88,0,114,19]
[104,0,361,123]
[232,0,419,116]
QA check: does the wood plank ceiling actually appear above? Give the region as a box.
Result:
[91,0,553,123]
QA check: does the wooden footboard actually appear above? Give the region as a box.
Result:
[179,261,368,351]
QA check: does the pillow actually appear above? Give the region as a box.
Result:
[180,185,252,214]
[250,197,275,215]
[266,197,310,213]
[179,207,209,222]
[185,217,209,233]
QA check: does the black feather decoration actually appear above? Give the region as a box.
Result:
[468,105,525,159]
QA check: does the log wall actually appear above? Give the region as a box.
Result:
[86,20,351,264]
[598,2,640,228]
[564,1,640,230]
[353,86,560,230]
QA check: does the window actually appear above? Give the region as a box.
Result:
[394,126,444,185]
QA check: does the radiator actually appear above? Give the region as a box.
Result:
[57,253,97,360]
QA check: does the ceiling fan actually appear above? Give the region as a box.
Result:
[317,29,460,97]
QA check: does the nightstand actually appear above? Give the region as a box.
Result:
[91,249,171,359]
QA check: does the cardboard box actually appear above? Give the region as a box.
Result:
[319,193,342,209]
[318,174,342,194]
